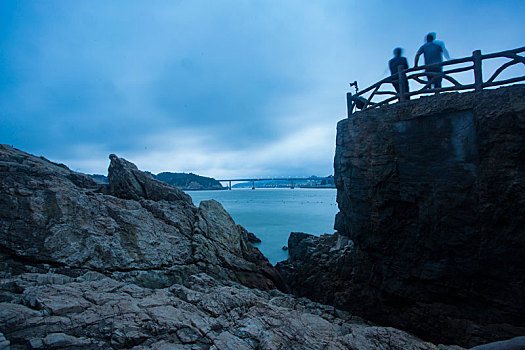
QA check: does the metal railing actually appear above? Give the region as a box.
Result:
[347,46,525,115]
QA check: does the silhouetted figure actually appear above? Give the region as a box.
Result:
[429,32,450,60]
[415,33,449,89]
[389,47,409,97]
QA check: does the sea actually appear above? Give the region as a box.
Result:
[186,188,338,265]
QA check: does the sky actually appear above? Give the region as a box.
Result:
[1,0,524,178]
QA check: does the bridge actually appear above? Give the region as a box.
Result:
[217,177,334,190]
[347,46,525,115]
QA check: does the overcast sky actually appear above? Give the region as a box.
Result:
[1,0,524,178]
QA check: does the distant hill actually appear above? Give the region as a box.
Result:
[88,172,223,190]
[88,174,109,184]
[155,172,223,190]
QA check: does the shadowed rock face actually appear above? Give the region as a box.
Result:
[0,145,453,349]
[277,85,525,347]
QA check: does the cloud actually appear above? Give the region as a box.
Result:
[123,122,336,179]
[1,0,524,177]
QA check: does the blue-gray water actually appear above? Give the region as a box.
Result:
[187,188,338,264]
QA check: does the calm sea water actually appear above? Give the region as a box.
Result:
[187,188,338,264]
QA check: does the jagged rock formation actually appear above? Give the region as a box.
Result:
[0,145,283,291]
[277,85,525,347]
[0,145,454,349]
[245,230,262,243]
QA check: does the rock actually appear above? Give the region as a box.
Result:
[0,272,455,350]
[0,145,467,348]
[42,333,94,348]
[193,200,286,291]
[277,85,525,347]
[176,327,200,344]
[0,145,283,291]
[244,230,261,243]
[107,153,192,203]
[0,332,10,350]
[470,336,525,350]
[276,231,358,313]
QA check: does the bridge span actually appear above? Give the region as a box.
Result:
[217,177,334,190]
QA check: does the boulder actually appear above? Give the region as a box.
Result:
[107,153,192,203]
[244,230,262,243]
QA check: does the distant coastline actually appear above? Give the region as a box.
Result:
[298,186,336,189]
[182,187,227,191]
[90,173,336,190]
[233,176,335,189]
[89,171,224,191]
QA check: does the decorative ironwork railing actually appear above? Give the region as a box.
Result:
[347,46,525,115]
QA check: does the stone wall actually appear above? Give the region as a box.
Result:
[278,85,525,347]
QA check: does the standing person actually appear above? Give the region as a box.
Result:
[389,47,409,97]
[430,32,450,60]
[414,33,448,88]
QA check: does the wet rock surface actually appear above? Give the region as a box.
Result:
[277,85,525,347]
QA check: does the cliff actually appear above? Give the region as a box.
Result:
[0,145,448,349]
[277,84,525,347]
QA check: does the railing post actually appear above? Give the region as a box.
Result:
[346,92,353,117]
[473,49,483,91]
[398,65,407,101]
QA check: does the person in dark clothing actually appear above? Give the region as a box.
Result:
[389,47,409,97]
[414,33,448,88]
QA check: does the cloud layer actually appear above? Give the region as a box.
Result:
[1,0,524,177]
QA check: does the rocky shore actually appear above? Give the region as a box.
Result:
[0,145,454,349]
[277,85,525,348]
